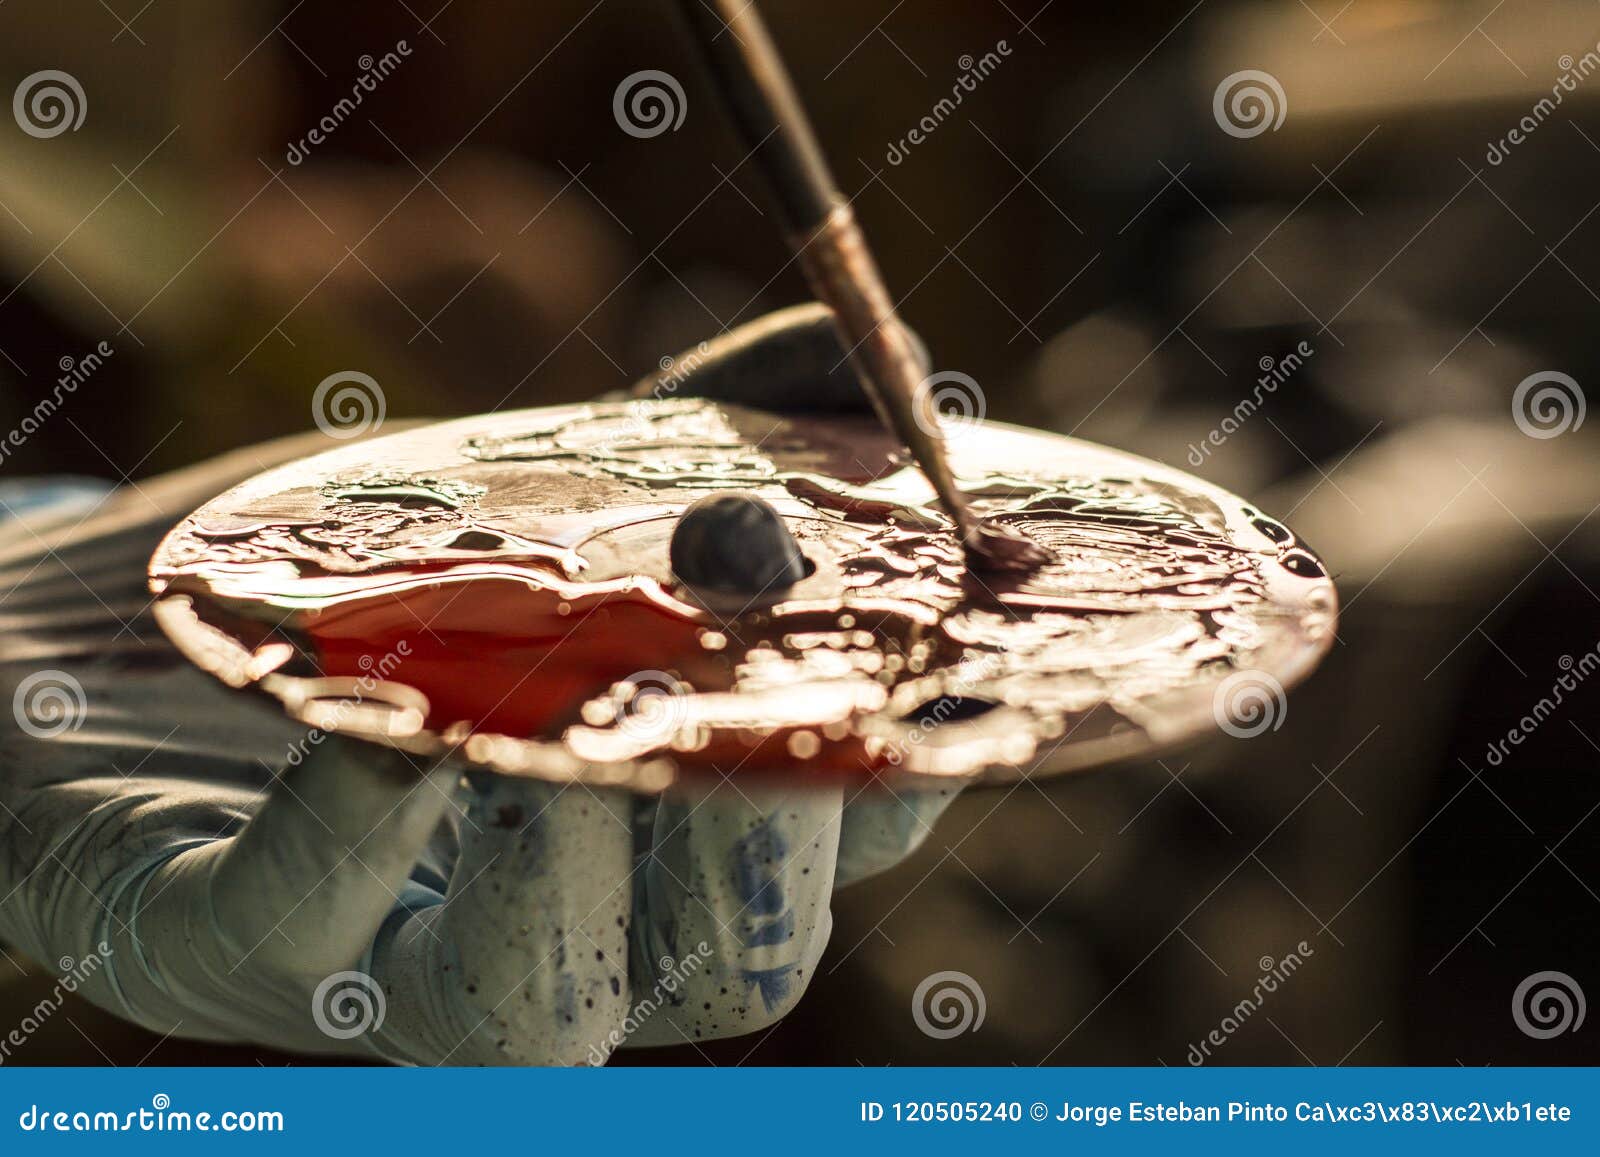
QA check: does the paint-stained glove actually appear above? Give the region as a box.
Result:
[0,306,961,1065]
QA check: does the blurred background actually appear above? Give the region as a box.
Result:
[1,0,1597,1064]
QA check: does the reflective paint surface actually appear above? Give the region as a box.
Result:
[149,400,1336,788]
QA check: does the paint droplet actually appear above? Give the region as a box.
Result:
[786,730,821,759]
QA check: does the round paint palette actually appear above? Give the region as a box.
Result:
[149,400,1336,790]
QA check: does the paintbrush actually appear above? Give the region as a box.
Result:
[672,0,1050,573]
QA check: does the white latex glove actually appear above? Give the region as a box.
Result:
[0,308,962,1065]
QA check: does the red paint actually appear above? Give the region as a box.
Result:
[290,569,884,775]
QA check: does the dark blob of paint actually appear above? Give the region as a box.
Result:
[1280,550,1326,578]
[669,493,811,595]
[1250,516,1292,545]
[450,529,508,551]
[900,694,998,724]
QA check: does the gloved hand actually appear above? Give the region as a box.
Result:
[0,305,963,1065]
